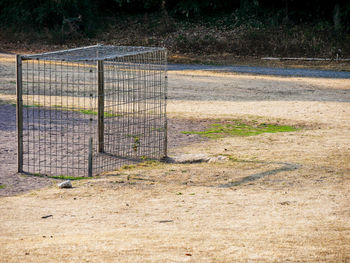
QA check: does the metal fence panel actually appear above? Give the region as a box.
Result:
[17,45,167,177]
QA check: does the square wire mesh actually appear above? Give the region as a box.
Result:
[18,45,167,177]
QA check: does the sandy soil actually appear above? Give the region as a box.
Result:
[0,55,349,262]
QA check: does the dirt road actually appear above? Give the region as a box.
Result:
[0,54,349,262]
[168,63,350,78]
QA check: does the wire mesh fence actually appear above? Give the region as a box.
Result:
[16,45,167,177]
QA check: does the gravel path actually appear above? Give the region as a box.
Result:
[168,64,350,78]
[167,71,350,102]
[1,54,350,98]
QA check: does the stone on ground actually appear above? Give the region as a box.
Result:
[166,154,227,164]
[58,180,72,189]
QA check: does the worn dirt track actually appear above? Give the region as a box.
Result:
[0,54,349,262]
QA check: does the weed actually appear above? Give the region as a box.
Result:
[182,120,298,139]
[127,134,141,152]
[132,136,140,152]
[0,184,6,189]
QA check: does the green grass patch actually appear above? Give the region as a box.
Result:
[0,184,6,189]
[23,103,41,108]
[182,120,298,139]
[31,173,87,180]
[14,103,120,118]
[104,112,119,118]
[77,109,118,118]
[53,105,120,118]
[77,109,98,115]
[47,175,88,180]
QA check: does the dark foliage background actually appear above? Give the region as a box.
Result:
[1,0,349,32]
[0,0,349,57]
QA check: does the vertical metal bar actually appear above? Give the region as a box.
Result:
[97,60,104,153]
[16,55,23,173]
[163,89,168,158]
[88,137,93,177]
[163,50,168,158]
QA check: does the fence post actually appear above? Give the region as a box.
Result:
[163,50,168,158]
[97,60,104,153]
[16,55,23,173]
[164,75,168,158]
[88,137,93,177]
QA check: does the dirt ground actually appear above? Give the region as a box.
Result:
[0,101,209,196]
[0,54,349,262]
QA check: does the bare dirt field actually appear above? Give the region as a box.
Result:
[0,54,349,262]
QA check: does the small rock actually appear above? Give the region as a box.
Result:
[58,180,72,189]
[165,154,210,163]
[208,155,228,163]
[165,154,228,164]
